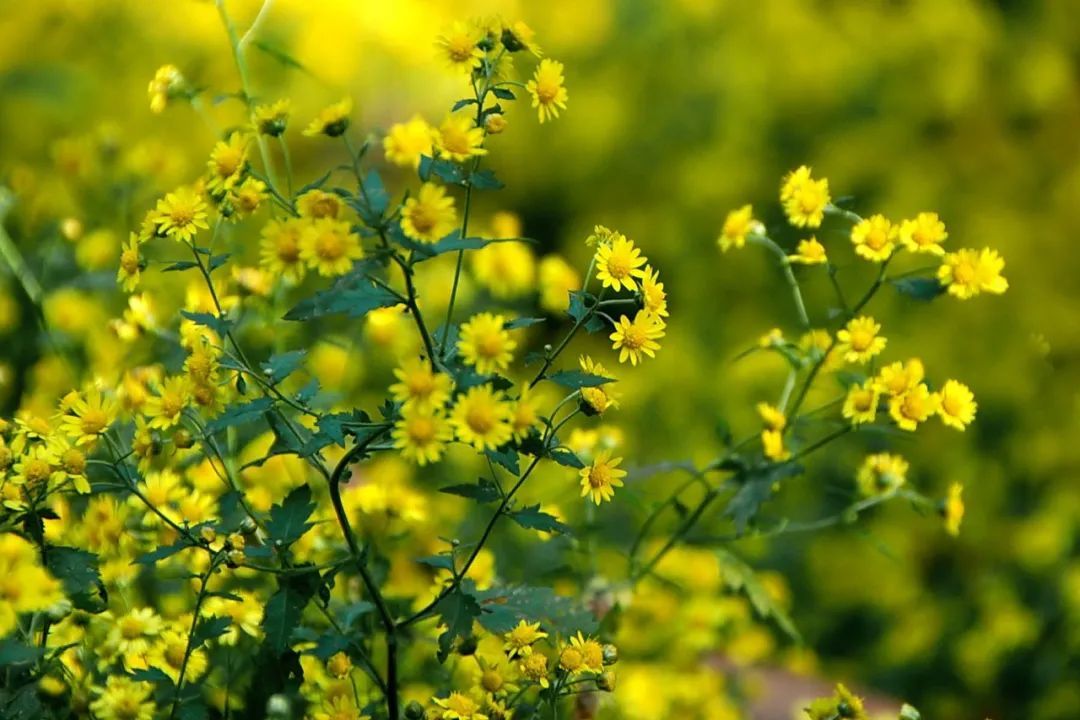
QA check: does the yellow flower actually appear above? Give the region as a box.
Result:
[304,97,352,138]
[259,217,308,283]
[227,175,267,218]
[943,483,965,536]
[471,241,536,299]
[435,114,487,162]
[0,533,64,637]
[538,255,581,313]
[756,402,787,432]
[805,684,869,720]
[401,183,458,243]
[143,376,191,430]
[147,64,183,114]
[873,358,925,396]
[609,311,665,366]
[389,357,453,410]
[888,383,940,431]
[937,379,977,430]
[436,21,484,74]
[518,651,551,688]
[717,205,759,252]
[898,212,947,255]
[326,651,352,679]
[117,233,143,292]
[312,695,368,720]
[579,449,626,505]
[297,189,344,220]
[458,313,517,375]
[841,380,880,425]
[383,115,434,169]
[579,355,619,415]
[47,434,90,494]
[146,627,207,683]
[974,248,1009,294]
[761,429,789,461]
[640,265,668,317]
[850,214,897,262]
[206,133,249,195]
[526,59,569,123]
[595,234,648,291]
[89,676,156,720]
[154,186,210,243]
[392,405,452,466]
[504,619,548,658]
[449,385,514,451]
[503,20,543,56]
[938,247,1009,299]
[856,453,908,496]
[569,632,604,672]
[59,386,119,445]
[510,386,544,442]
[789,236,827,265]
[252,98,290,137]
[836,316,886,364]
[781,166,830,228]
[434,692,488,720]
[484,113,507,135]
[300,218,364,277]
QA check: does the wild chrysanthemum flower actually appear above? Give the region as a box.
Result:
[526,59,568,123]
[640,265,668,317]
[874,358,925,397]
[938,247,1009,299]
[296,189,344,220]
[389,357,453,409]
[502,19,542,55]
[761,429,789,461]
[449,385,514,451]
[569,631,604,672]
[154,186,210,243]
[227,176,267,218]
[59,387,119,446]
[484,112,508,135]
[789,236,827,265]
[889,383,939,431]
[537,255,580,313]
[579,355,619,415]
[206,133,249,195]
[401,183,458,243]
[595,234,648,291]
[756,402,787,431]
[458,313,517,375]
[300,218,364,277]
[836,316,887,364]
[117,233,143,292]
[943,483,965,536]
[510,386,543,442]
[856,453,908,496]
[383,115,434,169]
[143,376,191,430]
[898,212,947,255]
[805,683,869,720]
[850,214,897,262]
[781,166,830,228]
[89,676,156,720]
[717,205,759,252]
[0,534,64,636]
[435,114,487,162]
[259,218,308,283]
[436,21,484,74]
[303,97,352,138]
[842,380,880,425]
[609,311,665,366]
[974,248,1009,294]
[47,434,90,494]
[504,619,548,658]
[147,64,184,114]
[252,98,291,137]
[392,405,453,466]
[579,449,626,505]
[146,627,207,683]
[10,443,56,491]
[937,379,977,430]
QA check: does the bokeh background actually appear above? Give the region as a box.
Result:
[1,1,1078,718]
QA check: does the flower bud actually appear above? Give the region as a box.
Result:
[239,517,258,535]
[404,700,426,720]
[485,114,507,135]
[172,428,195,449]
[199,527,217,545]
[266,695,290,719]
[601,643,618,666]
[597,670,617,692]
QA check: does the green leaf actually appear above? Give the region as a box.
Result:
[134,538,192,565]
[723,462,804,534]
[0,639,44,667]
[716,549,801,642]
[46,546,105,611]
[179,310,231,337]
[417,554,455,571]
[434,589,481,662]
[191,615,232,650]
[284,273,398,321]
[486,445,519,475]
[252,39,309,73]
[469,169,504,190]
[474,584,597,635]
[491,87,515,100]
[265,485,316,546]
[418,156,465,184]
[204,397,275,434]
[307,633,352,662]
[451,98,478,112]
[162,260,199,272]
[260,350,306,384]
[546,370,614,389]
[506,504,570,534]
[361,169,389,219]
[440,478,501,503]
[262,567,322,654]
[505,317,545,330]
[548,446,585,469]
[892,276,945,301]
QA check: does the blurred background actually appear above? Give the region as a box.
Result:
[1,1,1078,718]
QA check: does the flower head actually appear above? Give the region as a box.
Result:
[937,379,976,430]
[392,405,453,466]
[436,114,487,162]
[148,64,184,114]
[154,187,210,243]
[437,22,484,73]
[401,183,458,243]
[579,355,619,415]
[856,453,908,496]
[842,380,880,425]
[718,205,759,252]
[90,675,156,720]
[873,358,925,397]
[595,233,648,291]
[297,189,345,220]
[253,98,291,137]
[899,212,947,255]
[117,233,144,292]
[206,133,249,195]
[836,316,886,364]
[850,214,897,262]
[389,357,453,410]
[59,387,119,446]
[384,115,434,169]
[300,218,364,277]
[579,449,626,505]
[449,385,514,451]
[304,98,352,138]
[889,383,940,431]
[943,483,965,536]
[504,619,548,658]
[789,237,827,265]
[938,247,1009,299]
[609,311,665,366]
[781,166,830,228]
[458,313,516,375]
[526,59,568,123]
[259,218,308,283]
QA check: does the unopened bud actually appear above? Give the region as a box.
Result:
[199,527,217,545]
[601,643,618,666]
[484,114,507,135]
[404,700,426,720]
[597,670,617,692]
[172,428,195,450]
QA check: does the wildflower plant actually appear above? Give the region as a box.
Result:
[0,5,1008,720]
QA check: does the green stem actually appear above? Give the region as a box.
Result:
[170,555,221,719]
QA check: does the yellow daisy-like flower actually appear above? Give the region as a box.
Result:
[383,115,434,169]
[434,692,488,720]
[435,114,488,162]
[836,316,887,364]
[47,434,90,494]
[226,175,267,218]
[943,483,965,536]
[579,355,619,415]
[154,186,210,243]
[449,385,514,451]
[297,189,344,220]
[504,619,548,658]
[0,534,64,637]
[458,313,516,375]
[392,404,453,466]
[898,212,947,255]
[937,379,977,430]
[401,183,458,243]
[538,255,581,313]
[206,133,249,195]
[874,358,925,397]
[59,386,119,446]
[756,402,787,432]
[389,357,453,409]
[259,217,308,283]
[503,20,543,56]
[717,205,759,252]
[579,449,626,505]
[569,631,604,672]
[610,311,665,366]
[559,644,585,674]
[889,383,940,431]
[312,695,368,720]
[526,58,569,123]
[89,676,156,720]
[146,627,207,683]
[850,214,897,262]
[300,218,364,277]
[252,98,290,137]
[519,652,551,688]
[10,443,57,491]
[974,248,1009,295]
[117,233,143,292]
[640,265,668,317]
[143,375,191,430]
[856,453,908,496]
[937,247,1009,299]
[595,234,648,291]
[789,236,827,265]
[510,386,544,442]
[761,429,789,461]
[781,166,831,228]
[841,380,880,425]
[303,97,352,138]
[147,64,183,114]
[436,21,484,74]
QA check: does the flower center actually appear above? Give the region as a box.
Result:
[408,417,436,444]
[80,408,108,435]
[120,249,140,274]
[315,231,345,260]
[850,329,873,351]
[62,448,86,475]
[466,405,495,434]
[953,261,977,284]
[621,326,646,350]
[24,458,51,484]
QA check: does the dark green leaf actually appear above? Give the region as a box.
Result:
[474,584,597,636]
[191,615,232,650]
[490,87,515,100]
[486,445,519,475]
[452,98,478,111]
[163,260,199,272]
[260,350,307,384]
[548,446,584,469]
[262,567,322,654]
[265,485,316,546]
[434,589,481,662]
[892,277,945,301]
[506,504,570,535]
[284,273,398,321]
[505,317,545,330]
[204,397,275,434]
[546,370,614,389]
[440,478,501,503]
[134,538,192,565]
[469,169,504,190]
[179,310,231,337]
[723,462,804,533]
[417,554,455,571]
[0,639,44,667]
[716,549,801,642]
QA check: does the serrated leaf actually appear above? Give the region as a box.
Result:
[179,310,231,337]
[548,446,584,469]
[505,317,545,330]
[191,615,232,650]
[469,168,504,190]
[134,538,192,565]
[47,546,105,611]
[130,667,174,686]
[546,370,614,389]
[723,462,804,533]
[262,567,322,654]
[434,589,481,663]
[716,549,801,642]
[440,478,501,503]
[892,276,945,301]
[265,485,316,546]
[260,350,306,385]
[474,584,597,636]
[507,504,570,535]
[284,273,398,321]
[204,397,275,434]
[486,445,519,475]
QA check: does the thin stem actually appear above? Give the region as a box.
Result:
[277,135,294,198]
[170,555,221,719]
